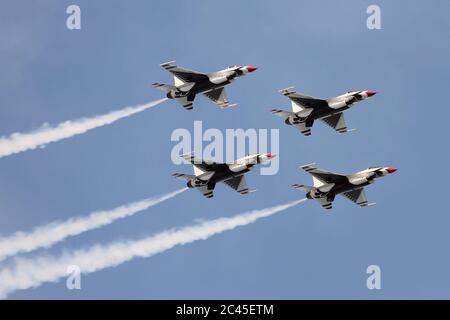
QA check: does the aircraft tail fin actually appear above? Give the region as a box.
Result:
[174,75,185,86]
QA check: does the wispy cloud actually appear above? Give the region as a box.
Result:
[0,188,187,262]
[0,198,306,298]
[0,98,167,158]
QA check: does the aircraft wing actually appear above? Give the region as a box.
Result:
[283,91,328,109]
[181,152,228,173]
[320,112,352,134]
[203,88,235,108]
[223,175,253,195]
[301,163,347,186]
[342,188,371,207]
[160,61,209,84]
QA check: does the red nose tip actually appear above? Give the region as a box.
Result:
[366,91,377,97]
[386,167,397,173]
[246,66,257,72]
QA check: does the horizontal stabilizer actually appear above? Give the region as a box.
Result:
[172,173,195,180]
[300,163,317,172]
[361,202,376,207]
[238,188,257,195]
[318,197,333,210]
[174,94,196,110]
[271,109,294,118]
[292,184,314,192]
[181,151,195,158]
[278,86,295,95]
[181,152,207,165]
[152,83,175,92]
[338,128,356,134]
[160,60,176,68]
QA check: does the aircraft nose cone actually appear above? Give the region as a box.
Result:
[258,153,276,162]
[246,66,258,72]
[366,91,377,97]
[386,167,397,173]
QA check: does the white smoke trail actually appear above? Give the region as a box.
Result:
[0,188,187,262]
[0,198,306,298]
[0,98,167,158]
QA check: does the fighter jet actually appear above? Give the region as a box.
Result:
[173,152,275,198]
[292,163,397,210]
[153,61,257,110]
[271,87,377,136]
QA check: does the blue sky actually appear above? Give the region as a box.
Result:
[0,0,449,299]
